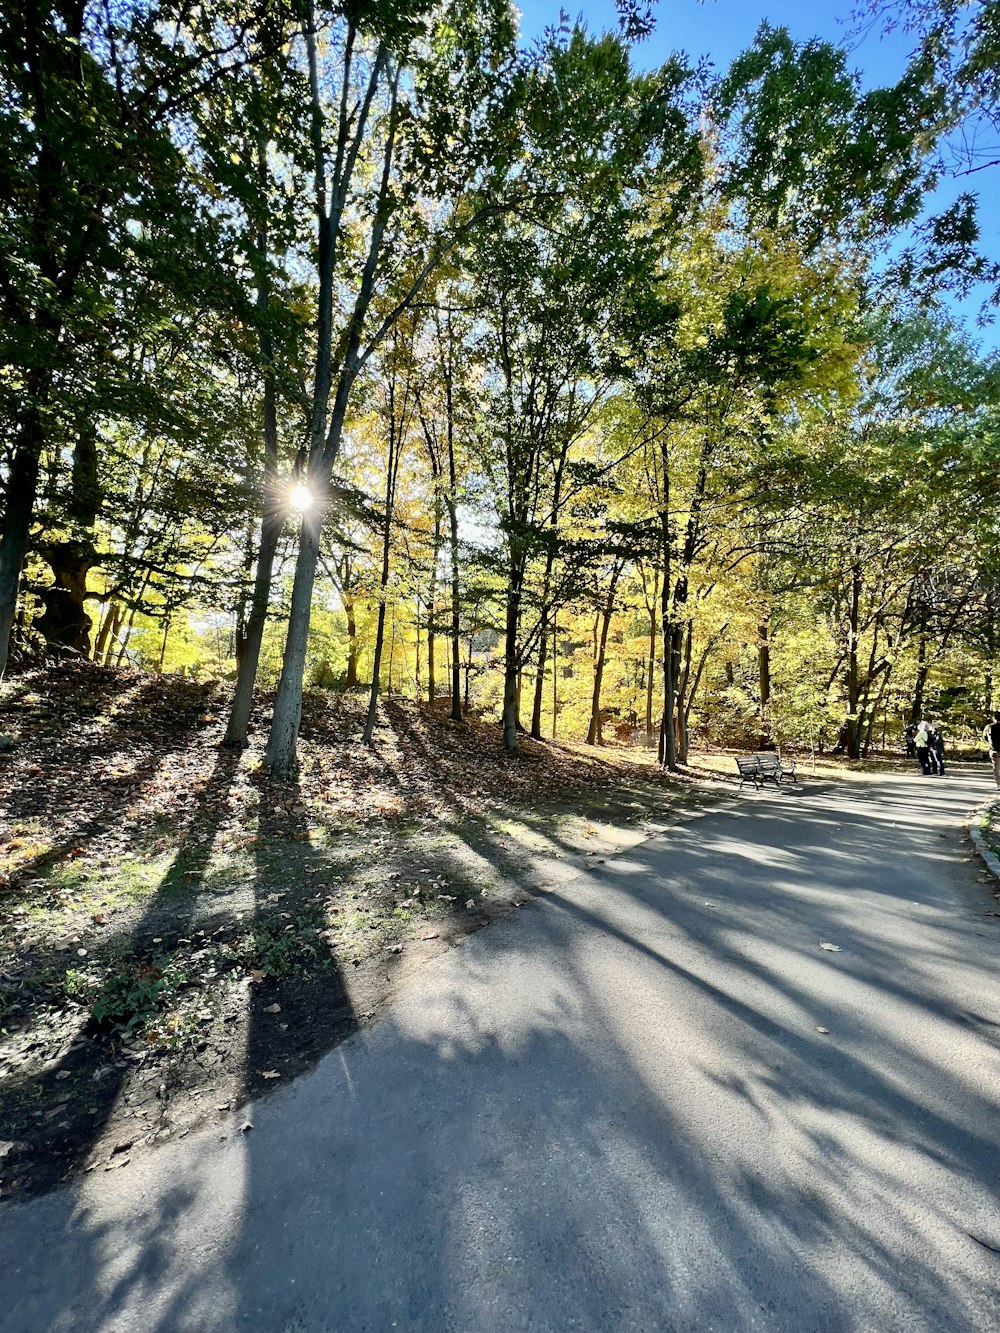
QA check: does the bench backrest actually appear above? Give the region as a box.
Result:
[736,757,760,774]
[755,754,782,771]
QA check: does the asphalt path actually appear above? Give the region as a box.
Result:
[3,766,1000,1332]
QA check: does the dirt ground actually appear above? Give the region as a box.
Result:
[0,662,732,1198]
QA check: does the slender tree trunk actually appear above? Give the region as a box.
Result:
[101,603,123,666]
[115,606,138,667]
[645,577,658,746]
[363,388,401,746]
[845,560,862,760]
[224,133,284,748]
[658,443,676,771]
[427,503,441,706]
[531,623,548,740]
[158,618,171,673]
[910,626,928,724]
[586,563,622,746]
[502,577,522,752]
[224,512,282,747]
[758,614,771,747]
[551,615,558,739]
[93,600,116,662]
[344,593,359,688]
[675,621,693,763]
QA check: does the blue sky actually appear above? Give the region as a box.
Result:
[517,0,999,349]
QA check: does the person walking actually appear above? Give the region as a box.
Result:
[914,719,933,775]
[930,723,946,776]
[986,712,1000,790]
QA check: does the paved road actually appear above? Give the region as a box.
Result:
[3,768,1000,1332]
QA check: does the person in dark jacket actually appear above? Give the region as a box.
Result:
[914,719,933,775]
[986,712,1000,790]
[905,721,917,758]
[929,724,945,776]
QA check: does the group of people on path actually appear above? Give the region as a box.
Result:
[905,719,946,776]
[904,711,1000,786]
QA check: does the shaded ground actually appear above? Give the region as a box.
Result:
[0,661,725,1197]
[2,767,998,1332]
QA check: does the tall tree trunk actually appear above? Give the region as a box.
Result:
[502,577,522,753]
[266,507,322,772]
[644,570,658,746]
[586,563,622,746]
[531,624,548,740]
[551,615,558,739]
[427,503,441,706]
[264,44,397,777]
[674,621,694,763]
[658,440,677,771]
[0,416,44,677]
[845,560,863,760]
[758,614,771,747]
[363,371,403,747]
[344,592,359,688]
[224,133,284,748]
[224,511,282,747]
[909,624,928,724]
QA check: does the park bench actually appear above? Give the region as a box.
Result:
[735,753,798,790]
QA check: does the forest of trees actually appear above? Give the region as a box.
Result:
[2,0,999,774]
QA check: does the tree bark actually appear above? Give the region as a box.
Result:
[758,614,771,747]
[0,416,43,677]
[644,567,658,746]
[845,560,863,760]
[224,510,282,747]
[224,130,285,749]
[502,578,522,752]
[265,508,322,773]
[586,562,622,746]
[344,591,359,688]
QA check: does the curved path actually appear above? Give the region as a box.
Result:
[3,767,1000,1332]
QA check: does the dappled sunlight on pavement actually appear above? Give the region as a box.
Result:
[2,766,999,1331]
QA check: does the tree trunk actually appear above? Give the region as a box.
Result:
[758,614,771,747]
[427,503,441,706]
[265,509,322,776]
[645,582,657,746]
[0,418,43,677]
[35,424,102,652]
[845,560,863,760]
[658,442,677,771]
[501,579,521,752]
[35,543,97,652]
[224,131,284,748]
[158,618,171,673]
[363,600,389,743]
[551,616,558,739]
[363,389,401,746]
[909,627,928,724]
[224,511,282,748]
[344,593,359,688]
[586,563,622,746]
[674,621,693,763]
[531,620,548,740]
[101,603,123,666]
[93,600,118,662]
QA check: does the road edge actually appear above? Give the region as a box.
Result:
[968,797,1000,881]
